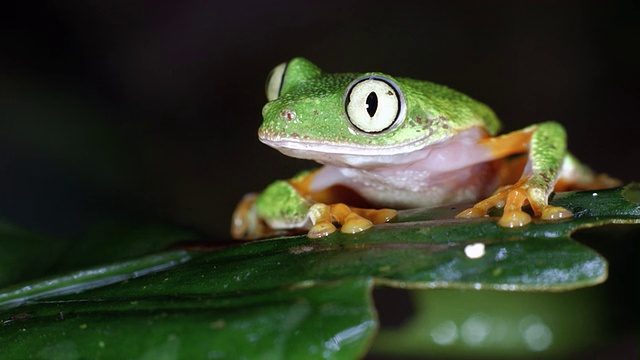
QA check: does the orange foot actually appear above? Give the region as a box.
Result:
[456,181,572,228]
[308,203,397,238]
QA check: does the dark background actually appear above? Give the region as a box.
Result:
[1,1,638,358]
[1,1,639,237]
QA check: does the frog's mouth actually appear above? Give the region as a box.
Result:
[259,131,427,168]
[258,128,488,169]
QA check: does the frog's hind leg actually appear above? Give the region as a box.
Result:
[554,153,621,191]
[231,193,292,240]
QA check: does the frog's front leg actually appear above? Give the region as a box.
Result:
[231,179,311,240]
[231,170,396,240]
[457,122,575,227]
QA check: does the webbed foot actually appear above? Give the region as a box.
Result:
[456,180,571,228]
[308,203,397,238]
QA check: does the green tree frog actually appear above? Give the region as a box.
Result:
[231,58,619,240]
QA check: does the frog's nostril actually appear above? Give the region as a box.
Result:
[280,110,297,121]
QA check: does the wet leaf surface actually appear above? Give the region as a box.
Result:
[0,184,638,358]
[1,278,376,359]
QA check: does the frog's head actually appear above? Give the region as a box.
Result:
[259,58,497,167]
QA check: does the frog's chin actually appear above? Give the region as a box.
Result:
[262,140,425,168]
[259,128,487,169]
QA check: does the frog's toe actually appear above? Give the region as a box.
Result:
[308,203,338,239]
[308,221,338,239]
[495,185,535,228]
[540,205,572,221]
[341,206,396,234]
[456,207,489,219]
[307,203,396,238]
[498,209,532,228]
[357,208,398,224]
[340,213,373,234]
[456,189,508,219]
[497,203,571,227]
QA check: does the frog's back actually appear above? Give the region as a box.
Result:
[399,77,501,136]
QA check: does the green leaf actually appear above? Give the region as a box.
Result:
[0,184,638,358]
[1,278,376,360]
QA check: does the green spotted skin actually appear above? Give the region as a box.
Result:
[260,58,501,149]
[528,123,567,186]
[514,122,567,212]
[242,58,608,234]
[255,180,311,228]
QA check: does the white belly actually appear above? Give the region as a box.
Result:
[308,128,501,208]
[316,162,499,208]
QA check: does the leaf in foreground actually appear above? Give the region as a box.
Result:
[0,184,638,358]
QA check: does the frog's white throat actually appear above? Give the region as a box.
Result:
[259,128,491,169]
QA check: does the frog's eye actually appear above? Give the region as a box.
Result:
[345,76,405,133]
[265,62,288,101]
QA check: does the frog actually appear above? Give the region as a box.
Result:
[231,57,619,240]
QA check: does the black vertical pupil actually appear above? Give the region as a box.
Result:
[366,92,378,117]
